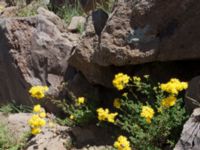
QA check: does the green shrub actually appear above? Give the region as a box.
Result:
[48,1,83,24]
[0,102,32,115]
[0,123,30,150]
[53,74,188,150]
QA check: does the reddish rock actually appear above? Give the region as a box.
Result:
[0,7,80,107]
[69,0,200,87]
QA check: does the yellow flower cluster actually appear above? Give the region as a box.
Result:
[140,106,155,123]
[28,104,46,135]
[113,73,130,90]
[114,135,131,150]
[113,98,121,109]
[160,78,188,95]
[28,114,46,135]
[161,96,177,108]
[97,108,118,123]
[29,86,49,99]
[76,97,86,106]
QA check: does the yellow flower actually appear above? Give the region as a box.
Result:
[28,114,40,127]
[97,108,109,121]
[39,112,46,118]
[140,106,155,124]
[76,97,85,106]
[28,114,46,128]
[96,108,118,123]
[161,96,177,108]
[180,82,188,90]
[29,86,48,99]
[112,73,130,90]
[31,128,41,135]
[107,113,118,123]
[33,104,41,113]
[113,98,121,109]
[160,78,188,95]
[70,115,74,120]
[38,119,46,126]
[114,135,131,150]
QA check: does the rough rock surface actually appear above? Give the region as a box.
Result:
[69,0,200,87]
[71,125,113,148]
[26,124,71,150]
[0,112,31,140]
[0,112,73,150]
[71,145,113,150]
[68,16,86,32]
[0,6,18,17]
[69,14,115,88]
[174,108,200,150]
[0,7,80,106]
[185,76,200,114]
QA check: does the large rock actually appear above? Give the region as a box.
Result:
[26,124,71,150]
[69,0,200,87]
[0,112,72,150]
[68,16,86,32]
[0,7,80,106]
[185,76,200,114]
[174,108,200,150]
[69,15,115,88]
[0,112,31,143]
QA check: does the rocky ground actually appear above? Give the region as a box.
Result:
[0,112,114,150]
[1,0,200,149]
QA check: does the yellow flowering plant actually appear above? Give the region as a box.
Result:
[112,73,130,90]
[28,86,48,135]
[97,108,118,123]
[29,86,48,99]
[50,75,188,150]
[114,135,131,150]
[52,97,96,126]
[76,97,86,106]
[111,75,188,150]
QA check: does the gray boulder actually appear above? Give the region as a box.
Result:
[0,7,80,106]
[174,108,200,150]
[69,0,200,87]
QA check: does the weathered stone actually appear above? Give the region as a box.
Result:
[65,67,99,99]
[71,125,113,148]
[174,108,200,150]
[0,6,18,17]
[68,16,86,32]
[68,13,114,88]
[0,113,31,142]
[0,7,80,107]
[69,0,200,87]
[71,145,113,150]
[26,124,71,150]
[7,113,32,138]
[0,112,72,150]
[185,76,200,114]
[37,7,66,32]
